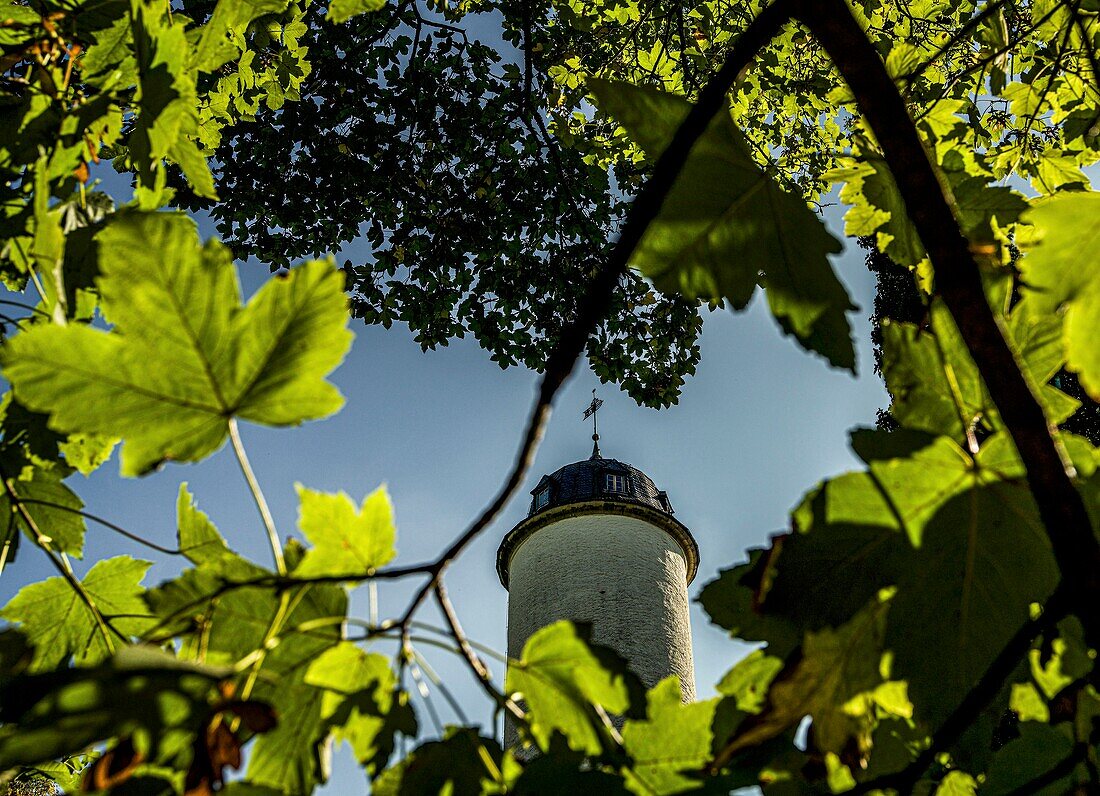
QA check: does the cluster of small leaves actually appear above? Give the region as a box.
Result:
[186,0,704,408]
[195,0,1100,407]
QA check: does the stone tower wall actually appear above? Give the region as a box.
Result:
[504,509,696,701]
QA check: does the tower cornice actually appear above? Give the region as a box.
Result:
[497,499,699,589]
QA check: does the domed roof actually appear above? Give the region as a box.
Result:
[526,455,674,517]
[498,452,697,588]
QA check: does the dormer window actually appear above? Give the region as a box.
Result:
[534,487,551,510]
[605,473,627,493]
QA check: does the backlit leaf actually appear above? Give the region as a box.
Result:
[1,556,153,671]
[293,484,396,578]
[3,213,352,476]
[886,484,1059,727]
[1020,193,1100,400]
[588,79,856,370]
[621,677,719,795]
[506,620,643,756]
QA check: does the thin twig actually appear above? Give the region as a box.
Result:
[434,580,526,724]
[228,418,285,576]
[411,646,470,725]
[16,498,183,555]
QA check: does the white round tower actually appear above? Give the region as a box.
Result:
[497,453,698,711]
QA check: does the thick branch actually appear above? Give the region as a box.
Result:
[391,0,793,634]
[793,0,1100,646]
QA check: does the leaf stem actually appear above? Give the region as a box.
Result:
[228,418,285,576]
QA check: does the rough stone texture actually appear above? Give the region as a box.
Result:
[505,512,696,704]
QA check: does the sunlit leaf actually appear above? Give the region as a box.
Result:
[621,677,719,795]
[587,79,856,370]
[506,620,643,755]
[3,213,353,476]
[1020,193,1100,400]
[305,642,416,776]
[293,484,396,578]
[327,0,388,24]
[1,556,153,671]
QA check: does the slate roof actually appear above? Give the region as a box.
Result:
[527,456,674,517]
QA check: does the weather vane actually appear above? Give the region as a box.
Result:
[584,389,603,459]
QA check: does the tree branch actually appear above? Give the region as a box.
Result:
[433,580,527,725]
[389,0,793,639]
[792,0,1100,650]
[845,585,1069,794]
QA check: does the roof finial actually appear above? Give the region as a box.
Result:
[583,389,604,459]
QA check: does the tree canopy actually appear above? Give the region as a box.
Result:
[1,0,1100,794]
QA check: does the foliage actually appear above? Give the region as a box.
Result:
[188,0,703,409]
[0,0,1099,794]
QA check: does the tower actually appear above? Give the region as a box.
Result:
[496,442,699,712]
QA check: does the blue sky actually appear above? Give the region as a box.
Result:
[0,196,890,786]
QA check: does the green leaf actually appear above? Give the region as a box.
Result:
[177,483,232,564]
[719,601,887,757]
[196,0,291,72]
[293,484,397,578]
[238,583,347,794]
[304,642,416,776]
[0,465,87,558]
[587,79,856,371]
[836,155,1026,266]
[77,0,136,86]
[327,0,387,24]
[886,484,1059,727]
[697,550,801,655]
[0,645,228,769]
[837,157,925,267]
[145,516,347,795]
[850,429,974,545]
[506,620,643,756]
[3,213,353,476]
[934,771,978,795]
[1,556,153,671]
[373,729,502,795]
[883,298,1075,441]
[129,1,217,198]
[621,677,719,795]
[58,433,117,476]
[983,723,1076,795]
[742,471,906,632]
[1020,193,1100,400]
[715,650,784,715]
